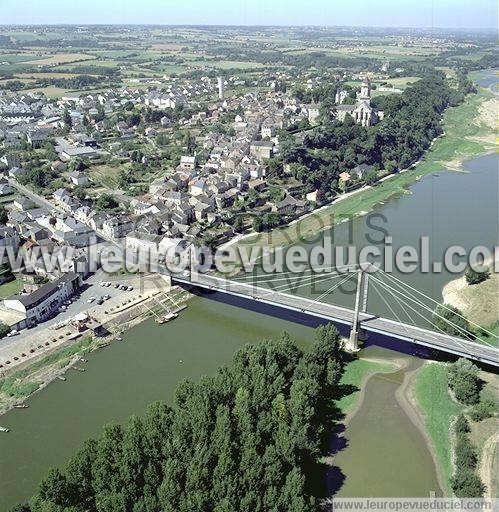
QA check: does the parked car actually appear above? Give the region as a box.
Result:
[87,297,95,304]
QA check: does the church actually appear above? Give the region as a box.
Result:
[334,78,384,127]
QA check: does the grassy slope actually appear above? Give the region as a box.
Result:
[0,337,93,411]
[336,358,395,415]
[415,363,463,495]
[236,88,495,251]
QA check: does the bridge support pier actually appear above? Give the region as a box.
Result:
[346,269,366,352]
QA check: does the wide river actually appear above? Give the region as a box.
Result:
[0,88,497,508]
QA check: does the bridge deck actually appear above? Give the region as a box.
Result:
[172,273,499,368]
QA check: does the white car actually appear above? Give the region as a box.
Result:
[87,297,96,304]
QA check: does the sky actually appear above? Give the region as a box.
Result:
[1,0,497,29]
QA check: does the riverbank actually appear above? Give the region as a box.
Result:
[413,362,462,495]
[329,352,444,497]
[335,355,397,420]
[412,361,499,497]
[0,284,192,417]
[233,87,495,253]
[442,251,499,347]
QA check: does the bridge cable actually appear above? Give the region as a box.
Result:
[376,269,499,340]
[369,277,481,357]
[372,272,499,349]
[233,262,359,282]
[369,275,494,355]
[370,274,477,341]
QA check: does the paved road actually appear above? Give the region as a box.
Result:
[172,273,499,368]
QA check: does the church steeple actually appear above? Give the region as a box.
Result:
[359,78,371,100]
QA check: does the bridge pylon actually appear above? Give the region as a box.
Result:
[345,269,367,352]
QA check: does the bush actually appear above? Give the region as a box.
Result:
[0,321,11,338]
[465,266,490,286]
[454,414,470,435]
[469,400,495,422]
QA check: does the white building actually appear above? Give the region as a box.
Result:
[3,272,81,328]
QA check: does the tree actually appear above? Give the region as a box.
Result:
[433,304,473,339]
[448,358,481,405]
[184,130,196,155]
[73,185,88,201]
[253,216,263,233]
[465,266,490,285]
[62,109,72,131]
[0,322,11,339]
[233,215,244,234]
[27,325,345,512]
[454,414,470,435]
[451,469,484,498]
[95,194,119,212]
[0,204,8,224]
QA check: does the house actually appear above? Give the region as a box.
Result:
[306,190,319,203]
[0,182,13,196]
[1,153,21,169]
[272,195,306,215]
[13,196,35,211]
[102,216,134,239]
[180,155,196,170]
[27,130,50,148]
[351,163,373,180]
[3,272,81,328]
[60,146,98,162]
[339,172,351,184]
[307,104,320,125]
[160,116,172,127]
[250,141,274,160]
[8,167,28,179]
[68,171,90,186]
[189,179,206,197]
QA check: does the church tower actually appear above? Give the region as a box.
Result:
[358,78,371,101]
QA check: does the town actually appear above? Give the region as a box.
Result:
[0,45,432,340]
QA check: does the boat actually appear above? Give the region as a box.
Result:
[73,366,86,372]
[57,375,66,381]
[14,404,28,409]
[0,426,10,432]
[79,357,88,363]
[156,312,178,324]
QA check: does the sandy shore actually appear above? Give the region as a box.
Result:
[442,250,499,328]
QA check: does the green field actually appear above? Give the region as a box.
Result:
[415,363,463,495]
[0,279,23,299]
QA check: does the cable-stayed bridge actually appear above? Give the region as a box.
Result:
[171,266,499,368]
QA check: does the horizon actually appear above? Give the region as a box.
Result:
[2,0,497,30]
[0,23,496,32]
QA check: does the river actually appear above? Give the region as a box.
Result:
[0,77,497,508]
